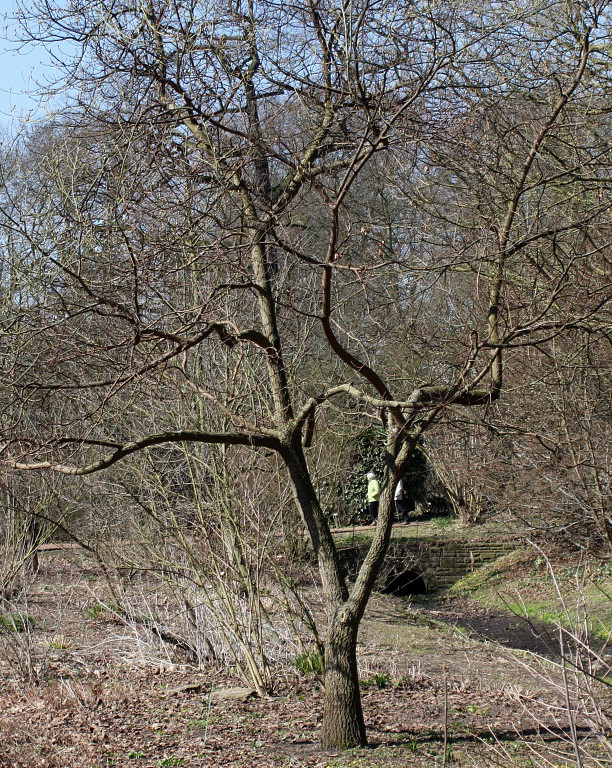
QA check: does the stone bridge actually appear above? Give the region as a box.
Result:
[337,536,517,594]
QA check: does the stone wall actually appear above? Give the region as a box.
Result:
[338,538,517,592]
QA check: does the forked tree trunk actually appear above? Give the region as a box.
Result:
[283,438,410,750]
[282,444,365,747]
[321,613,366,748]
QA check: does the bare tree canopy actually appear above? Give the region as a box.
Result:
[1,0,612,748]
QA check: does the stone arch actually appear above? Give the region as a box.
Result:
[382,568,428,596]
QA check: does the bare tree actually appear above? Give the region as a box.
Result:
[2,0,612,749]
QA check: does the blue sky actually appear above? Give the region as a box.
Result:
[0,0,60,127]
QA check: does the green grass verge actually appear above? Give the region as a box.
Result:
[449,549,612,641]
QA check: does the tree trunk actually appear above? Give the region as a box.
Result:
[321,612,366,748]
[282,441,366,748]
[283,436,414,749]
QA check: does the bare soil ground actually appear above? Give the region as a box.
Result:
[0,550,609,768]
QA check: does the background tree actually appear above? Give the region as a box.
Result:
[2,0,612,749]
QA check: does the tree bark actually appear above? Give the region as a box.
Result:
[281,438,368,747]
[321,611,367,748]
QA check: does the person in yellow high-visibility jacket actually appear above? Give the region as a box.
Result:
[366,471,380,524]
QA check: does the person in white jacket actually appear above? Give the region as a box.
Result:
[394,477,410,523]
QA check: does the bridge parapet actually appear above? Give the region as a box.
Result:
[338,537,517,593]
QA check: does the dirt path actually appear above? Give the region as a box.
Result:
[421,596,559,656]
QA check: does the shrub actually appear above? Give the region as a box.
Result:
[0,612,35,633]
[294,649,325,676]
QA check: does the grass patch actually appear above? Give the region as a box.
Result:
[361,671,391,689]
[294,649,324,676]
[334,518,517,545]
[0,612,35,633]
[47,634,73,649]
[449,549,612,639]
[87,602,120,620]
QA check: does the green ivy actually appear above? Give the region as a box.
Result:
[338,427,387,524]
[402,444,428,509]
[329,429,430,525]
